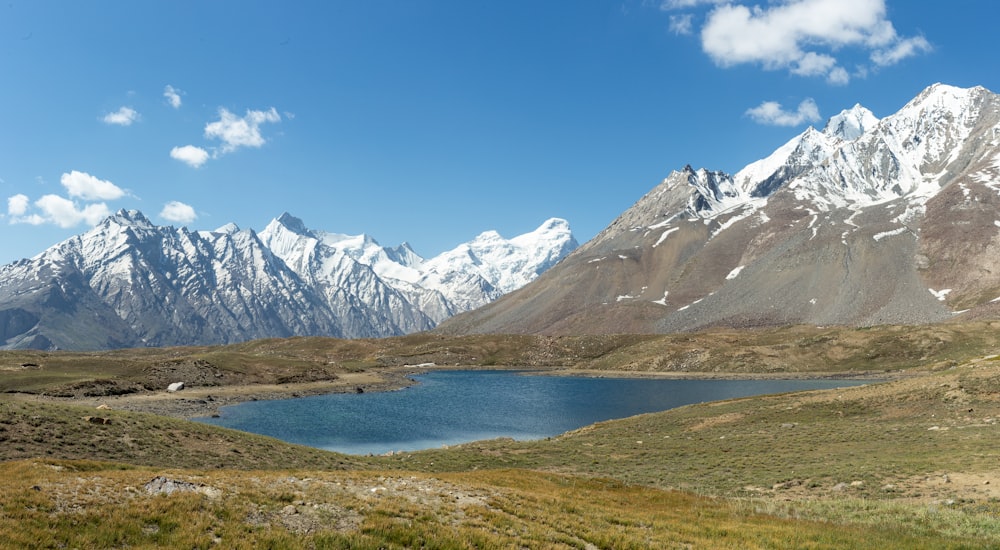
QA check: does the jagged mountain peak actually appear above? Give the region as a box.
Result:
[0,209,577,349]
[528,217,572,235]
[273,212,313,237]
[213,222,241,235]
[440,82,1000,337]
[822,104,879,141]
[106,209,154,229]
[911,82,988,104]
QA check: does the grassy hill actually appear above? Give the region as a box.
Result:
[2,323,1000,547]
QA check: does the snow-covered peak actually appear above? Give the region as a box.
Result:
[106,209,154,229]
[822,104,879,141]
[213,222,241,235]
[259,212,576,313]
[689,84,999,220]
[273,212,313,237]
[512,217,572,244]
[904,83,985,113]
[423,218,578,296]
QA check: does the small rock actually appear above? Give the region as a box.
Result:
[282,505,297,515]
[832,482,848,491]
[167,382,185,393]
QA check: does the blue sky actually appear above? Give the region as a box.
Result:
[0,1,996,265]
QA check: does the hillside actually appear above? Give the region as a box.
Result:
[439,84,1000,335]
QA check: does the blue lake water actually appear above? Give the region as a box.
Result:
[196,370,872,455]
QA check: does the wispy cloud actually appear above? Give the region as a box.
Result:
[164,85,183,109]
[159,201,197,224]
[663,0,930,85]
[204,107,281,154]
[871,35,932,67]
[745,98,821,126]
[170,145,210,168]
[102,106,140,126]
[669,14,694,35]
[658,0,726,9]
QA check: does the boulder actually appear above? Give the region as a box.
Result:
[166,382,185,392]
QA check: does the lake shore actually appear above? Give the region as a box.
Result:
[10,364,895,420]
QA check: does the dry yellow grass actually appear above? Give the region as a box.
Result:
[0,460,984,549]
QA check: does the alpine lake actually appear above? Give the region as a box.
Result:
[196,370,872,455]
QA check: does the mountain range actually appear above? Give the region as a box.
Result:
[5,82,998,349]
[440,83,1000,335]
[0,212,576,350]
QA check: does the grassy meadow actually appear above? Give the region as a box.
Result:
[2,323,1000,547]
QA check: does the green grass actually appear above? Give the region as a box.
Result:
[5,322,1000,397]
[4,326,1000,546]
[0,462,987,549]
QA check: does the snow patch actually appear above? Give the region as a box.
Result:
[873,227,908,241]
[928,288,952,301]
[652,227,679,248]
[726,266,745,280]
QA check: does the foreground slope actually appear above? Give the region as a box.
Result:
[439,84,1000,334]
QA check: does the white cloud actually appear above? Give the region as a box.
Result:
[791,51,837,77]
[170,145,210,168]
[827,66,850,85]
[60,170,126,201]
[7,194,30,217]
[102,106,140,126]
[8,172,124,228]
[659,0,726,9]
[164,85,183,109]
[871,35,932,67]
[34,195,111,228]
[669,14,694,35]
[666,0,930,84]
[160,201,197,224]
[204,107,281,154]
[745,98,821,126]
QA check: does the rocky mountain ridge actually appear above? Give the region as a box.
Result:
[439,83,1000,335]
[0,211,577,349]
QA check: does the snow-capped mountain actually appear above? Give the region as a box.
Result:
[0,211,577,350]
[440,84,1000,335]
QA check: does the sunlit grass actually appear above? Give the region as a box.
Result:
[3,325,1000,546]
[0,461,988,549]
